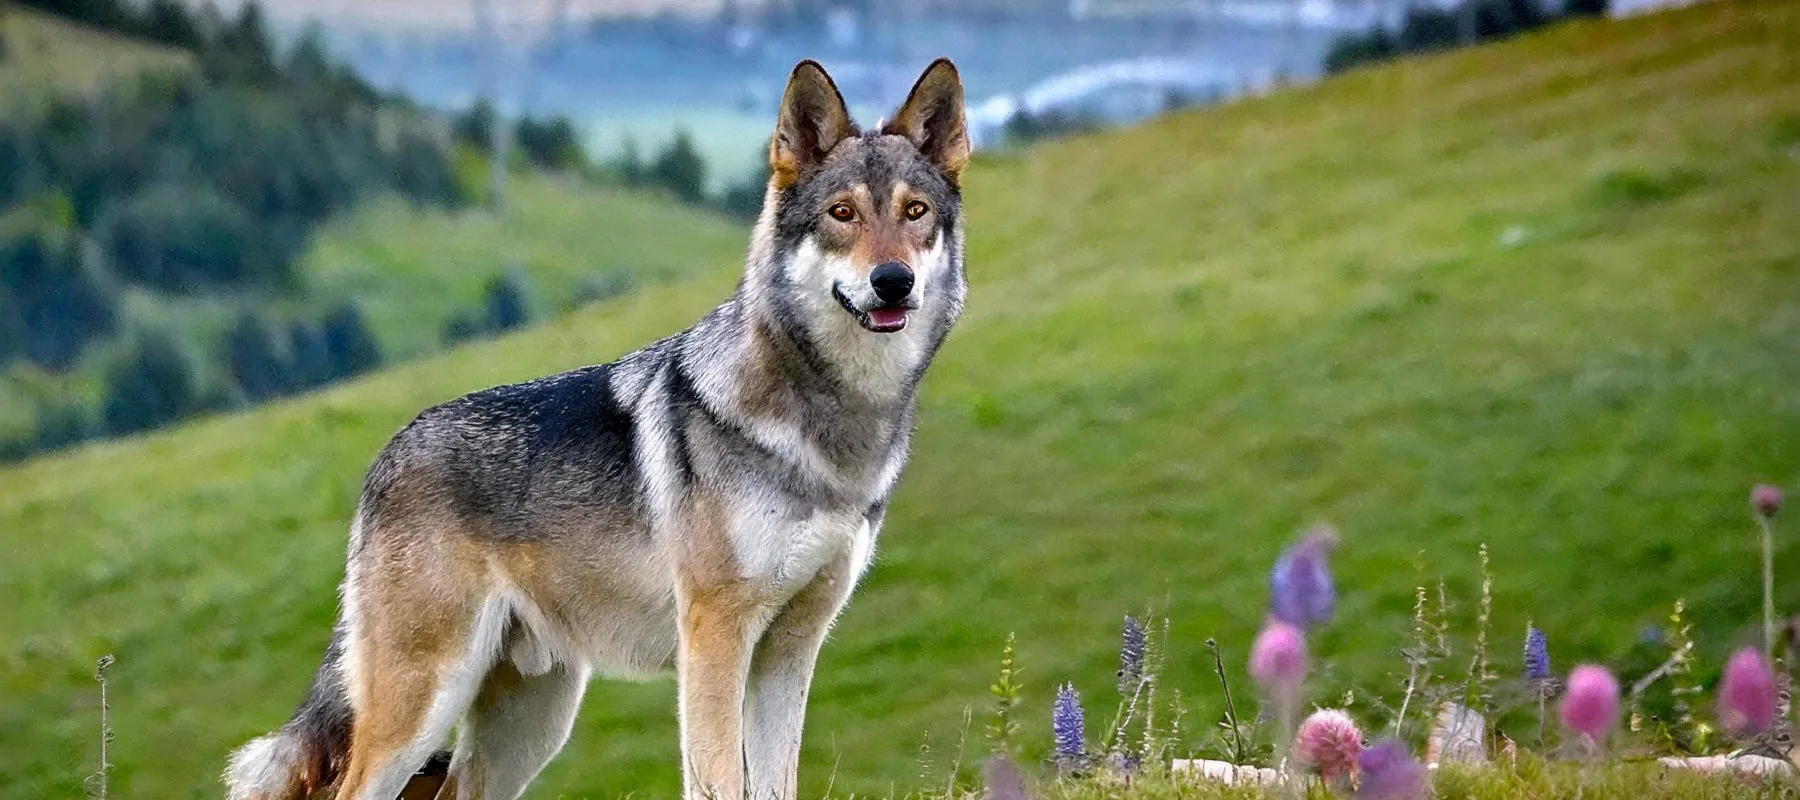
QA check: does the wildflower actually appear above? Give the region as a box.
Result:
[1356,739,1427,800]
[1293,708,1363,783]
[1052,682,1086,769]
[1524,624,1551,683]
[1117,615,1146,695]
[1718,647,1778,736]
[1248,620,1308,700]
[1559,664,1620,747]
[1752,484,1783,518]
[983,755,1030,800]
[1271,526,1338,629]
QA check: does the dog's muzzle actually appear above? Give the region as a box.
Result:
[834,263,917,333]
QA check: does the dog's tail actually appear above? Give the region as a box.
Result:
[223,625,354,800]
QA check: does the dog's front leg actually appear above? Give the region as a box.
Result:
[677,581,761,800]
[743,550,860,800]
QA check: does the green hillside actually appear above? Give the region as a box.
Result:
[4,2,1799,797]
[0,6,191,99]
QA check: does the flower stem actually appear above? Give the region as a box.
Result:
[1761,515,1776,658]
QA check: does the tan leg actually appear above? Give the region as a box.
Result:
[676,581,765,800]
[335,596,506,800]
[743,552,859,800]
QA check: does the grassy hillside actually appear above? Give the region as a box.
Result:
[0,6,191,99]
[4,2,1800,797]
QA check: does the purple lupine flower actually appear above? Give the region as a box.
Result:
[1271,526,1338,630]
[1356,739,1427,800]
[1052,682,1086,769]
[1117,615,1146,695]
[1752,484,1783,518]
[1719,647,1778,736]
[1524,625,1551,683]
[1559,664,1620,747]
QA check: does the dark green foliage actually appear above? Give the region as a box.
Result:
[454,97,497,153]
[1002,107,1104,147]
[0,221,115,370]
[1324,0,1580,75]
[1399,6,1463,52]
[652,130,708,204]
[322,302,381,379]
[571,272,637,309]
[615,135,648,186]
[286,320,333,390]
[101,184,272,290]
[441,311,488,345]
[715,159,772,221]
[485,268,534,332]
[32,399,92,451]
[1324,27,1399,74]
[516,114,586,170]
[1563,0,1610,17]
[223,313,291,401]
[101,330,197,436]
[140,0,202,49]
[0,288,25,365]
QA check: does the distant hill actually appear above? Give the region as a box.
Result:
[1,2,1797,798]
[0,6,192,98]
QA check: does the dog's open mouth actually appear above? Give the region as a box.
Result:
[833,284,913,333]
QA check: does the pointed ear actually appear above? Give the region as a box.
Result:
[771,60,855,190]
[882,58,969,185]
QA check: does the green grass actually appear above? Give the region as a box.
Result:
[3,2,1800,797]
[0,6,191,100]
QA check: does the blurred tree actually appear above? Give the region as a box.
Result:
[0,288,26,365]
[287,320,333,389]
[0,222,115,371]
[322,302,382,379]
[616,135,647,186]
[102,330,198,435]
[442,311,488,345]
[33,399,92,452]
[653,129,708,205]
[224,312,292,401]
[455,97,498,153]
[1399,6,1461,52]
[485,267,534,332]
[141,0,203,49]
[101,184,272,291]
[1562,0,1609,16]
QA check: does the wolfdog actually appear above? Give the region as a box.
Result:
[225,58,970,800]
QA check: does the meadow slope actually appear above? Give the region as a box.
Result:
[3,2,1799,797]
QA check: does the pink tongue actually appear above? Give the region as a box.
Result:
[868,308,908,328]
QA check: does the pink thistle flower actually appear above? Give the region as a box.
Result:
[1293,708,1363,782]
[1753,484,1783,518]
[1249,620,1308,699]
[1718,646,1778,736]
[1559,664,1620,747]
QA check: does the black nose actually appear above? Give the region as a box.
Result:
[869,262,914,305]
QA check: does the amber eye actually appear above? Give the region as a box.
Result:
[904,201,930,221]
[828,203,856,222]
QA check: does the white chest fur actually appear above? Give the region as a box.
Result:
[728,495,874,603]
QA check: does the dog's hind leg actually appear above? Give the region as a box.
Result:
[333,593,509,800]
[440,659,589,800]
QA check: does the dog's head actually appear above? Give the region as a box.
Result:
[751,59,969,344]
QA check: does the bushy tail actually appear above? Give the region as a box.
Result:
[224,626,353,800]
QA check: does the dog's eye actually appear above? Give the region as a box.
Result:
[828,203,856,222]
[904,201,930,221]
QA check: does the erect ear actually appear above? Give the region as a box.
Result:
[770,60,855,190]
[882,58,969,185]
